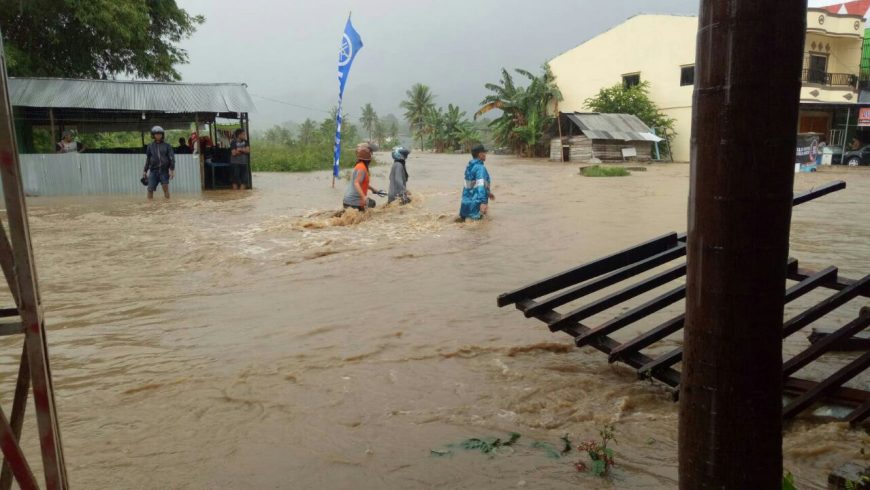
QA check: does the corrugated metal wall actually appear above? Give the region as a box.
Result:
[13,154,202,196]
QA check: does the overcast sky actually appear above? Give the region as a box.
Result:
[174,0,705,129]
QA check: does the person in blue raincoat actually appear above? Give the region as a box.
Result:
[459,144,495,220]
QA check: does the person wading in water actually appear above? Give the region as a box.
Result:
[142,126,175,200]
[343,145,385,211]
[388,146,411,205]
[458,144,494,221]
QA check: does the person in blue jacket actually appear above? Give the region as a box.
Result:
[459,144,495,221]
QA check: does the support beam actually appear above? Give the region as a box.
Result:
[845,399,870,426]
[497,233,679,307]
[609,314,685,363]
[0,31,68,489]
[783,352,870,420]
[576,285,686,347]
[0,405,37,490]
[0,345,30,490]
[679,1,806,488]
[632,265,833,377]
[548,263,686,332]
[782,275,870,338]
[522,243,686,318]
[783,314,870,377]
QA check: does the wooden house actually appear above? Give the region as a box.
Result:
[551,112,663,162]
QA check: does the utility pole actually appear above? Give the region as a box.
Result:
[679,1,806,488]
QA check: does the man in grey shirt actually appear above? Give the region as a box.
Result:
[388,146,411,205]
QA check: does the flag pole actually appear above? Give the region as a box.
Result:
[333,11,357,189]
[333,11,350,189]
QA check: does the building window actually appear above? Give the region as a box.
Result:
[807,54,828,84]
[622,73,641,89]
[680,65,695,86]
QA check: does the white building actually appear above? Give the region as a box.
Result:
[549,10,865,162]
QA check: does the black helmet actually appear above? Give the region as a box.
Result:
[471,144,488,158]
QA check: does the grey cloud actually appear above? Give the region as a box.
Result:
[176,0,699,128]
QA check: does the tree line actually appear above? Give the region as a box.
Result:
[399,84,484,153]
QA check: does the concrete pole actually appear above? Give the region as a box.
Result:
[679,1,807,488]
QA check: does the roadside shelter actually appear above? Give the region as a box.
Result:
[551,112,664,162]
[9,77,256,196]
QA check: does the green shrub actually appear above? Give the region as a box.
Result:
[250,141,359,173]
[580,165,631,177]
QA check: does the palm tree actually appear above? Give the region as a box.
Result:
[373,119,387,147]
[443,104,466,150]
[400,83,435,151]
[389,120,399,143]
[298,119,317,145]
[423,106,448,153]
[359,103,378,141]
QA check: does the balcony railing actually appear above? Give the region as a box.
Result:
[801,70,858,88]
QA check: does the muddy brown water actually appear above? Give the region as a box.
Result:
[0,154,868,489]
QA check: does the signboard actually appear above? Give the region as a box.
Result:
[859,107,870,127]
[795,133,820,173]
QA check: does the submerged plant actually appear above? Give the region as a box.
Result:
[782,471,797,490]
[459,432,521,454]
[575,425,616,477]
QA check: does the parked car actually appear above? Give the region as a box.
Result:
[826,146,843,165]
[840,145,870,166]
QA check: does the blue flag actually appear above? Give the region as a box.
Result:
[333,16,363,178]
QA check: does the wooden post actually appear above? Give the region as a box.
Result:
[48,109,55,152]
[195,114,204,190]
[556,104,565,163]
[679,1,806,489]
[0,30,69,490]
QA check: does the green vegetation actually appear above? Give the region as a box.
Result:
[2,0,203,80]
[400,85,483,153]
[575,425,616,477]
[581,165,631,177]
[476,65,562,157]
[584,81,676,158]
[27,128,191,153]
[400,83,435,150]
[251,112,361,173]
[457,432,521,454]
[359,103,378,141]
[355,104,402,149]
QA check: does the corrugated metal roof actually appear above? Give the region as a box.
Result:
[9,77,256,113]
[566,112,663,142]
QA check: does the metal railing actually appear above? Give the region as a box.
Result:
[802,69,858,87]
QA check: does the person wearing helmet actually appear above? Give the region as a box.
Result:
[458,144,494,221]
[388,146,412,205]
[142,126,175,200]
[342,145,384,211]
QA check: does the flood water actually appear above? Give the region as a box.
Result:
[1,153,868,489]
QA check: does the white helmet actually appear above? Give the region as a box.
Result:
[150,126,165,134]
